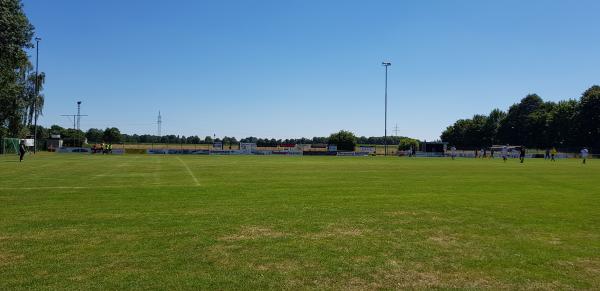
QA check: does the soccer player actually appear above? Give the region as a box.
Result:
[581,147,589,164]
[545,148,550,160]
[551,147,557,161]
[450,146,456,160]
[18,140,26,162]
[519,146,526,163]
[502,145,508,162]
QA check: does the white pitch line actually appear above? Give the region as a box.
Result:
[176,156,200,186]
[0,185,195,190]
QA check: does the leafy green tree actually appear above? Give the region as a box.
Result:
[577,85,600,148]
[328,130,357,151]
[103,127,121,143]
[49,125,64,135]
[441,117,481,148]
[548,100,578,147]
[497,94,546,147]
[0,0,36,138]
[86,128,104,143]
[481,109,506,146]
[398,137,420,150]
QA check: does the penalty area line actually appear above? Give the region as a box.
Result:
[176,156,200,186]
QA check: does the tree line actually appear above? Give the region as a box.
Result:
[25,124,420,151]
[441,86,600,149]
[0,0,45,140]
[116,131,420,148]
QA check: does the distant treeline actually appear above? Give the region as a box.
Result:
[441,85,600,149]
[118,134,418,147]
[26,124,420,148]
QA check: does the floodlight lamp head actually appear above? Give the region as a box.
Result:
[77,101,82,105]
[382,62,391,66]
[35,37,42,41]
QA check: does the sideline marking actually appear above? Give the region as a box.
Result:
[176,156,200,186]
[0,185,196,190]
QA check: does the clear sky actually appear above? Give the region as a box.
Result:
[23,0,600,140]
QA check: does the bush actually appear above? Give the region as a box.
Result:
[398,137,420,150]
[328,130,357,151]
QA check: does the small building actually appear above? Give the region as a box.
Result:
[420,141,448,157]
[240,142,257,152]
[47,134,63,152]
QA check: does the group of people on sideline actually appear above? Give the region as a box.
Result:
[91,143,113,154]
[448,145,590,164]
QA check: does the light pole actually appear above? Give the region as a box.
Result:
[382,61,391,156]
[33,37,41,153]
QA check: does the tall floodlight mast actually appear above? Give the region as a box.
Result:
[382,61,391,156]
[157,111,162,137]
[33,37,41,153]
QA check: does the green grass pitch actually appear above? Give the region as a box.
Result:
[1,154,599,289]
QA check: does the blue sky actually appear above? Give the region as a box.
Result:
[23,0,600,140]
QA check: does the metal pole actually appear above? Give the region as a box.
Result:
[385,65,387,156]
[33,37,41,153]
[77,101,81,146]
[382,62,391,156]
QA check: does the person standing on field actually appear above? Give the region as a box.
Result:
[551,147,557,161]
[519,146,526,163]
[581,147,589,164]
[450,146,456,160]
[19,140,26,162]
[502,145,508,162]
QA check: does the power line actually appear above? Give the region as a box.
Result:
[61,101,88,145]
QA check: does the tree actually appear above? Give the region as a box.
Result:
[441,118,482,148]
[0,0,36,138]
[103,127,121,143]
[547,100,578,147]
[328,130,357,151]
[398,137,420,150]
[49,125,64,135]
[577,85,600,148]
[497,94,547,147]
[86,128,104,143]
[481,109,506,146]
[441,86,600,149]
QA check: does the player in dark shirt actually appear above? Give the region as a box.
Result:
[519,146,526,163]
[19,140,26,162]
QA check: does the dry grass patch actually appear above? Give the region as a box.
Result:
[576,259,600,276]
[371,260,501,289]
[219,226,285,241]
[251,260,299,273]
[307,224,367,239]
[0,252,25,267]
[427,231,459,247]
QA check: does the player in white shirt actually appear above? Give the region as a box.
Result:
[501,145,508,162]
[450,146,457,160]
[581,147,589,164]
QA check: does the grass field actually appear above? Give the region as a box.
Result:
[1,153,599,289]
